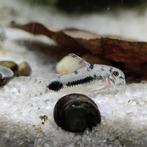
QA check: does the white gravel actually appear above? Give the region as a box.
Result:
[1,77,147,147]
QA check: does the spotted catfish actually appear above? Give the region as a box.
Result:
[48,54,126,91]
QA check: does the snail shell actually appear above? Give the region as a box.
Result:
[0,61,18,75]
[54,93,101,133]
[17,62,31,76]
[0,61,31,76]
[0,65,14,86]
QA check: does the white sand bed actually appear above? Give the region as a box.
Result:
[1,76,147,147]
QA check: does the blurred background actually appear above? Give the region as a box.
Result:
[39,0,146,12]
[1,0,147,40]
[28,0,146,12]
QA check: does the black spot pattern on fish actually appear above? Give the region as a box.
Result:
[87,64,94,72]
[97,75,103,80]
[119,76,124,79]
[74,70,78,74]
[94,74,97,78]
[89,64,94,70]
[48,81,63,91]
[66,75,104,87]
[109,67,113,73]
[66,76,94,87]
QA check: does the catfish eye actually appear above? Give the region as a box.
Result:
[112,71,119,77]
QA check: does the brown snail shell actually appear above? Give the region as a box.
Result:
[17,62,31,76]
[54,93,101,133]
[0,61,31,77]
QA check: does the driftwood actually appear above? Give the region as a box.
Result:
[10,21,147,82]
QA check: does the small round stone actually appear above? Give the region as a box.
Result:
[54,93,101,133]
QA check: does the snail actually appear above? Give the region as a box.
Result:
[17,62,31,76]
[54,93,101,133]
[0,61,31,86]
[0,61,18,75]
[0,61,31,76]
[48,54,126,91]
[0,65,14,86]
